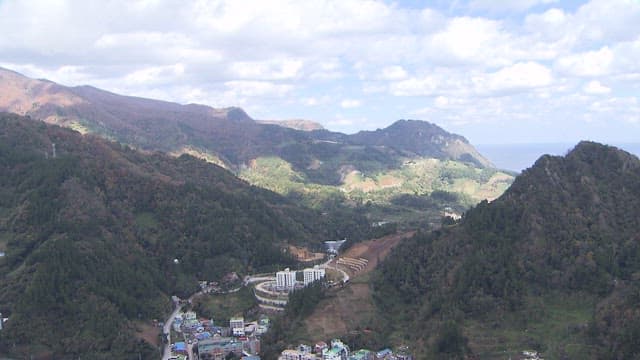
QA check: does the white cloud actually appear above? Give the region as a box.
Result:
[390,74,443,97]
[223,80,294,97]
[340,99,362,108]
[484,62,553,92]
[469,0,558,13]
[309,59,344,80]
[556,46,614,77]
[433,96,468,109]
[583,80,611,94]
[301,96,331,106]
[427,17,510,66]
[229,59,303,80]
[380,66,408,80]
[123,64,185,86]
[362,83,387,94]
[0,0,639,140]
[389,62,552,98]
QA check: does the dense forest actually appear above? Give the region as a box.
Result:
[374,142,640,359]
[0,113,371,359]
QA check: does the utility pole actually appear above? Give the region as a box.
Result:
[52,143,57,158]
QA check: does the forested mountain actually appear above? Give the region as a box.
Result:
[0,68,512,224]
[349,120,492,168]
[0,113,369,359]
[374,142,640,359]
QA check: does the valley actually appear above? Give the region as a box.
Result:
[0,68,515,226]
[1,70,638,360]
[2,2,639,360]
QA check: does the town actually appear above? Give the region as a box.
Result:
[162,239,415,360]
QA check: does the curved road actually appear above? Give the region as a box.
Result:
[253,291,288,306]
[244,275,275,285]
[320,261,350,283]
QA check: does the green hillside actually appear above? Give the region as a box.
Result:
[0,68,515,226]
[374,142,640,359]
[240,156,512,225]
[0,113,370,359]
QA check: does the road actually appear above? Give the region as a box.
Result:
[258,304,285,311]
[253,291,288,306]
[161,299,182,360]
[161,291,203,360]
[254,280,285,297]
[244,275,275,285]
[320,259,350,283]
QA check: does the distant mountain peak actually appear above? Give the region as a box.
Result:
[224,106,253,122]
[351,119,493,167]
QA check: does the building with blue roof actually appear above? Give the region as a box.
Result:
[174,342,187,354]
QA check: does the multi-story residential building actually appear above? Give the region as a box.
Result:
[276,268,297,290]
[197,337,243,360]
[303,266,326,286]
[230,317,245,336]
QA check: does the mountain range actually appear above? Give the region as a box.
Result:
[0,67,512,225]
[0,67,491,170]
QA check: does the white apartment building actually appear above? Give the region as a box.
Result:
[276,268,297,290]
[303,266,326,286]
[230,317,245,336]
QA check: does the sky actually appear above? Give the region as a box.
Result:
[1,0,639,145]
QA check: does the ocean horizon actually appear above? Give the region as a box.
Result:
[476,142,640,173]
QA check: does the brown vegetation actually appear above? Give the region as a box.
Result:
[288,245,325,262]
[303,232,414,341]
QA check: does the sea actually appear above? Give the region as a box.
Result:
[476,143,640,173]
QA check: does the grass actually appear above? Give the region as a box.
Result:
[239,155,514,223]
[169,146,226,168]
[195,287,258,324]
[464,292,597,359]
[68,121,90,134]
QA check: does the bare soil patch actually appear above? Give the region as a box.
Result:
[288,245,324,262]
[134,321,161,347]
[330,231,415,277]
[303,231,414,341]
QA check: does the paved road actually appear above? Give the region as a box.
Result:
[244,275,275,285]
[258,303,285,311]
[253,291,288,306]
[161,299,182,360]
[254,280,287,297]
[320,260,350,283]
[161,291,203,360]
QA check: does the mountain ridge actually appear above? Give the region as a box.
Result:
[374,141,640,358]
[0,67,492,170]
